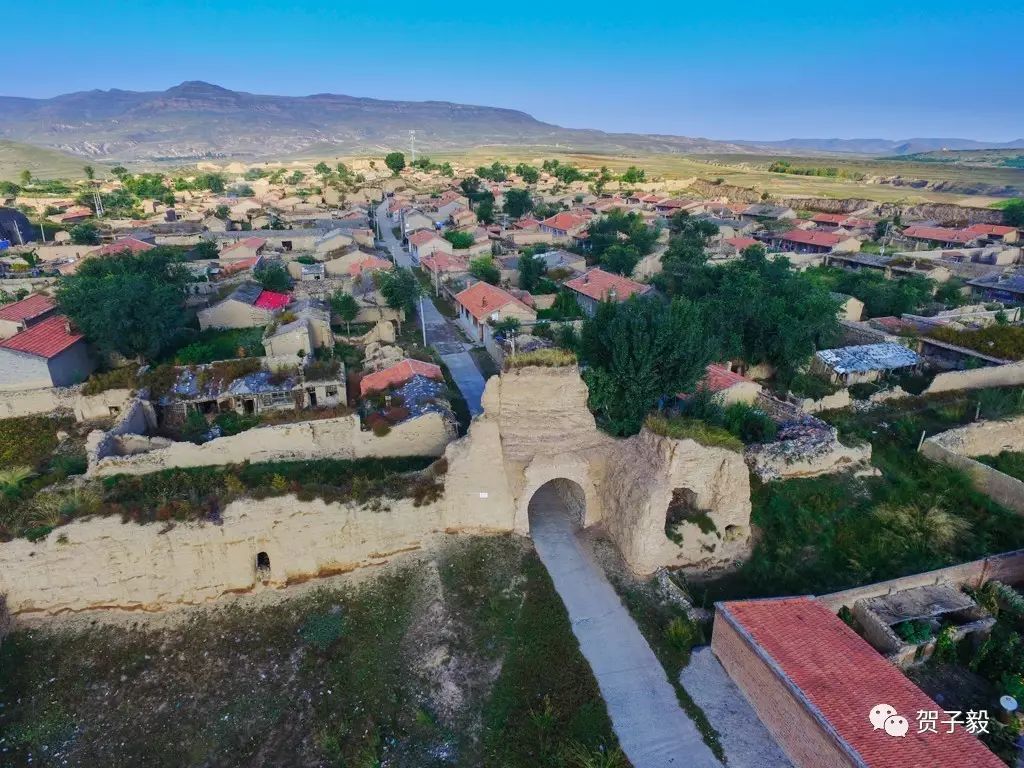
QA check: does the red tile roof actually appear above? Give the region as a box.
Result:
[89,237,155,256]
[0,314,83,359]
[719,597,1003,768]
[514,217,541,230]
[408,229,442,247]
[724,236,760,250]
[964,223,1017,237]
[360,358,443,396]
[348,255,393,277]
[253,290,290,311]
[701,364,755,392]
[0,293,56,323]
[420,252,469,274]
[222,237,267,255]
[541,212,589,233]
[811,213,849,225]
[565,268,651,303]
[219,255,262,275]
[902,226,975,244]
[779,229,845,248]
[454,281,533,322]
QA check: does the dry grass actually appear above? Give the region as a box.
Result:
[504,349,577,369]
[644,414,744,452]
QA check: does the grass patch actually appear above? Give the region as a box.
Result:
[928,324,1024,361]
[644,415,743,452]
[164,326,266,365]
[977,451,1024,483]
[695,388,1024,603]
[0,414,72,470]
[504,348,577,369]
[0,536,621,767]
[1,457,439,541]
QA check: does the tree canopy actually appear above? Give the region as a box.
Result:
[254,262,291,292]
[384,152,406,175]
[588,209,658,260]
[517,253,545,292]
[375,268,421,326]
[578,297,716,436]
[57,248,191,360]
[514,163,540,184]
[69,221,101,245]
[469,257,500,285]
[1002,199,1024,228]
[503,188,533,219]
[444,231,475,249]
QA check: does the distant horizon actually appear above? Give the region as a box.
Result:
[5,79,1024,147]
[9,1,1024,142]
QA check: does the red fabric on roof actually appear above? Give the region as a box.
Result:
[0,314,83,359]
[0,293,55,323]
[454,281,532,322]
[253,291,290,310]
[360,358,443,396]
[720,597,1003,768]
[89,237,155,256]
[565,268,650,303]
[780,229,844,247]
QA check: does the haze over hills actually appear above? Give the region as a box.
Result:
[1,81,1022,163]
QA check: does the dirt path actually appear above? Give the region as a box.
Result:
[528,484,721,768]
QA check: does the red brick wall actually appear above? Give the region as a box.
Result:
[711,612,860,768]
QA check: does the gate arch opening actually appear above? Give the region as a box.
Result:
[527,477,587,533]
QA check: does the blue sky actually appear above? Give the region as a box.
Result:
[13,1,1024,141]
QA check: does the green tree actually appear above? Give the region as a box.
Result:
[110,165,128,179]
[330,291,360,334]
[1003,199,1024,228]
[384,152,406,175]
[439,162,455,177]
[475,199,495,224]
[83,165,95,181]
[514,163,540,184]
[600,244,641,276]
[444,230,475,249]
[503,188,534,219]
[469,257,500,285]
[19,170,31,186]
[254,262,291,292]
[518,253,545,292]
[588,208,658,258]
[460,176,481,198]
[69,221,101,245]
[620,166,646,184]
[376,268,421,330]
[314,161,332,180]
[190,241,219,260]
[56,248,190,359]
[579,297,716,436]
[287,170,305,185]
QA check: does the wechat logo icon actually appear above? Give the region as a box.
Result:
[869,704,909,737]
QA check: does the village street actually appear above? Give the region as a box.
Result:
[375,199,486,415]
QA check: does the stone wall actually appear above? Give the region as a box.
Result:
[88,411,455,477]
[790,388,851,414]
[0,492,508,616]
[923,361,1024,395]
[0,385,132,421]
[820,549,1024,612]
[920,416,1024,514]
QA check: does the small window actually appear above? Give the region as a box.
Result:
[256,551,270,570]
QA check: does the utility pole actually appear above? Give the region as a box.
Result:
[419,294,427,347]
[409,130,416,164]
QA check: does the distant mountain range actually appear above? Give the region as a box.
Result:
[1,81,1021,163]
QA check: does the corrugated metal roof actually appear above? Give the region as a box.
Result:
[816,343,920,374]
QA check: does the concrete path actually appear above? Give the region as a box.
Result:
[375,201,488,415]
[681,647,793,768]
[529,485,721,768]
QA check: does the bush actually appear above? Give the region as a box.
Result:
[786,372,839,401]
[894,619,933,644]
[723,402,778,444]
[81,366,138,395]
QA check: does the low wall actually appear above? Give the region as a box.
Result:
[821,549,1024,612]
[919,416,1024,513]
[0,386,132,421]
[88,411,455,477]
[923,361,1024,395]
[0,492,511,616]
[790,388,851,414]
